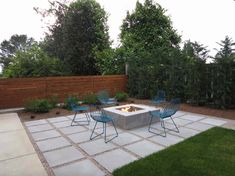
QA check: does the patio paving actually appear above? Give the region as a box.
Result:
[0,113,47,176]
[10,110,233,176]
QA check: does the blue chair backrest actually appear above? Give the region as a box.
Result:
[158,90,165,99]
[154,90,165,100]
[97,90,109,103]
[67,97,78,110]
[162,98,181,117]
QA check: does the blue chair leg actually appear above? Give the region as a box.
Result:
[159,117,179,134]
[104,120,118,143]
[90,121,104,140]
[71,111,90,126]
[148,116,166,137]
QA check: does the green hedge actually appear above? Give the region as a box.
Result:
[127,51,235,109]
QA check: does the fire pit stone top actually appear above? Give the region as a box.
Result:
[104,104,159,117]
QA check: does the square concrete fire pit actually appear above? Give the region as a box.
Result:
[104,104,160,130]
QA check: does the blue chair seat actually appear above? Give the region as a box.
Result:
[72,106,89,112]
[92,114,113,123]
[149,98,180,137]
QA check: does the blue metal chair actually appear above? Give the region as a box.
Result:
[152,90,166,105]
[97,90,117,107]
[148,98,180,137]
[89,107,118,143]
[69,101,90,126]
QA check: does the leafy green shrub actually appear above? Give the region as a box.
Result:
[115,92,128,102]
[48,95,59,108]
[64,95,79,110]
[25,99,53,113]
[83,93,98,105]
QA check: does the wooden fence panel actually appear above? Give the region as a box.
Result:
[0,75,127,109]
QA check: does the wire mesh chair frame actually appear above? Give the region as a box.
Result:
[70,103,90,126]
[97,90,117,107]
[148,98,180,137]
[152,90,166,105]
[89,107,118,143]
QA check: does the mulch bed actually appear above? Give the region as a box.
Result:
[17,98,235,122]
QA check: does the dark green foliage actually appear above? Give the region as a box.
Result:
[83,93,98,105]
[64,95,79,110]
[214,36,235,60]
[25,99,53,113]
[122,0,235,109]
[120,0,182,99]
[40,0,111,75]
[113,127,235,176]
[48,95,59,108]
[115,92,128,102]
[0,34,36,71]
[95,48,126,75]
[3,44,67,78]
[120,0,181,51]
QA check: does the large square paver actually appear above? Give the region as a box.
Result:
[169,126,200,138]
[53,121,72,128]
[68,130,91,143]
[80,138,117,155]
[112,133,141,146]
[199,118,226,126]
[178,114,205,122]
[151,122,178,131]
[124,140,164,157]
[94,149,137,172]
[53,159,105,176]
[130,127,155,138]
[0,130,35,161]
[0,154,47,176]
[36,137,71,152]
[59,126,88,135]
[31,129,61,141]
[93,125,122,136]
[24,119,48,127]
[185,122,213,131]
[43,146,84,167]
[0,114,23,132]
[48,116,70,123]
[28,123,53,133]
[166,118,192,126]
[173,111,187,118]
[149,134,184,147]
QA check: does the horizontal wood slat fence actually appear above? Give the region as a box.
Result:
[0,75,127,109]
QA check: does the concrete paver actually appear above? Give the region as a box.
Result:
[80,138,117,155]
[31,129,61,141]
[125,140,164,157]
[94,149,137,172]
[53,159,105,176]
[0,113,47,176]
[184,122,213,131]
[28,124,53,133]
[199,118,227,126]
[36,137,71,152]
[43,146,84,167]
[0,154,47,176]
[0,130,35,161]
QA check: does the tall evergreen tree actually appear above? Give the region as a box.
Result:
[0,34,35,70]
[39,0,110,75]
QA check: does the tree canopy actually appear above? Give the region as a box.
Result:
[40,0,111,75]
[3,44,66,78]
[120,0,181,52]
[0,34,35,70]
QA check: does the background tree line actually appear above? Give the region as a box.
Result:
[0,0,234,108]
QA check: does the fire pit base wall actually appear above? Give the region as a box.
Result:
[104,104,160,130]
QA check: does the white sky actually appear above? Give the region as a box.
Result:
[0,0,235,64]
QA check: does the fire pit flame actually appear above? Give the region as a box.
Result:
[119,106,141,112]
